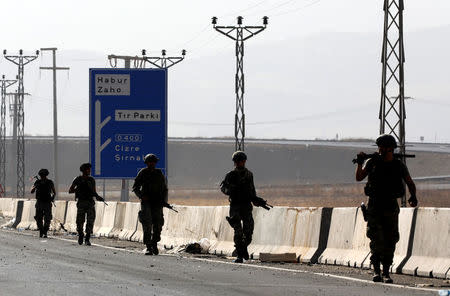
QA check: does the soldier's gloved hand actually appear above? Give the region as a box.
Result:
[356,152,366,165]
[95,195,104,202]
[408,195,418,207]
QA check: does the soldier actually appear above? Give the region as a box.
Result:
[69,163,103,246]
[31,169,56,238]
[132,154,168,255]
[355,134,417,283]
[221,151,263,263]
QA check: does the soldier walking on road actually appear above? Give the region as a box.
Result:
[221,151,265,263]
[355,134,418,283]
[132,154,168,256]
[69,163,103,246]
[31,169,56,238]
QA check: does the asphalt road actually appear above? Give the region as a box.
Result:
[0,230,440,296]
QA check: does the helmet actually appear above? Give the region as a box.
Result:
[38,168,49,177]
[376,134,397,148]
[79,163,92,172]
[232,151,247,162]
[144,153,159,163]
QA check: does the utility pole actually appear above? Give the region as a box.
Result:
[39,48,70,198]
[3,49,39,198]
[0,76,17,196]
[379,0,407,206]
[212,16,268,152]
[107,51,185,201]
[141,49,186,69]
[106,54,142,202]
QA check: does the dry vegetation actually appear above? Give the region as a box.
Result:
[168,181,450,208]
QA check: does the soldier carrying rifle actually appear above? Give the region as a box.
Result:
[221,151,272,263]
[355,134,418,283]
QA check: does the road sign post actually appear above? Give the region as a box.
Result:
[89,68,168,180]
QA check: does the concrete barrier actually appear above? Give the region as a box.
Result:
[159,206,219,247]
[318,207,358,265]
[49,201,68,231]
[207,206,235,256]
[92,202,106,235]
[16,200,37,230]
[401,208,450,278]
[118,202,139,241]
[108,202,126,238]
[96,202,117,237]
[0,198,12,216]
[63,201,78,233]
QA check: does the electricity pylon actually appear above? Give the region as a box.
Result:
[0,75,17,196]
[212,16,268,151]
[3,49,39,198]
[379,0,407,206]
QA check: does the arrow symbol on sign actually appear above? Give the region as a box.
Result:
[95,100,111,175]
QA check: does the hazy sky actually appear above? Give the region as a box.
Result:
[0,0,449,142]
[1,0,449,53]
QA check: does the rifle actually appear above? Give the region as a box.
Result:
[352,153,415,164]
[253,196,273,211]
[163,202,178,213]
[360,202,368,222]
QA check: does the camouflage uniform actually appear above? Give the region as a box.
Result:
[222,167,257,259]
[33,178,54,235]
[132,168,168,250]
[71,176,97,236]
[364,157,409,268]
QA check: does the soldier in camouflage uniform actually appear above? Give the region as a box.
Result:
[31,169,56,238]
[69,163,103,246]
[132,154,168,255]
[355,134,417,283]
[221,151,262,263]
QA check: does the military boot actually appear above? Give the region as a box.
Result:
[382,265,393,283]
[85,234,91,246]
[151,243,159,255]
[243,247,250,260]
[39,229,44,238]
[42,230,48,238]
[145,245,153,255]
[372,262,382,282]
[78,232,84,245]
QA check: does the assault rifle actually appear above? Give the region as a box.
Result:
[252,196,273,211]
[163,202,178,213]
[352,153,415,164]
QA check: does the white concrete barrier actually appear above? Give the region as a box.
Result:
[0,198,12,216]
[0,198,23,219]
[204,206,234,255]
[49,201,67,231]
[92,202,106,235]
[63,201,78,233]
[248,207,295,258]
[332,207,371,268]
[16,200,37,230]
[292,207,326,263]
[318,207,358,265]
[118,202,139,241]
[96,202,117,237]
[108,202,126,238]
[159,206,219,247]
[402,208,450,278]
